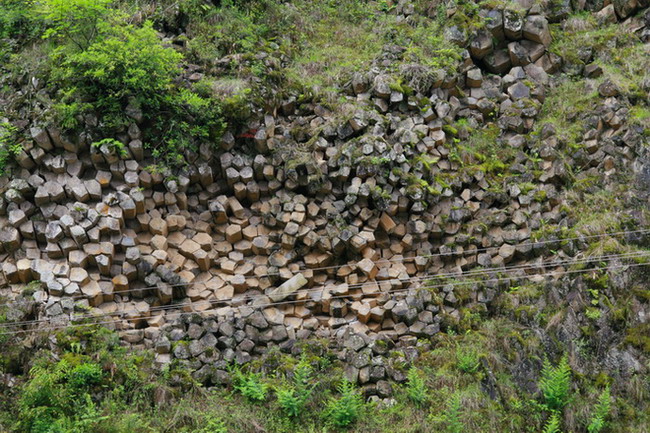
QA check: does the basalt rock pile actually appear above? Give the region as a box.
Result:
[0,1,648,391]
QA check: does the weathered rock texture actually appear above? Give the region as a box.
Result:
[0,1,648,393]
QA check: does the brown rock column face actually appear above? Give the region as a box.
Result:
[3,0,646,396]
[522,15,552,47]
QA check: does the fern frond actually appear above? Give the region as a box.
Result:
[542,413,562,433]
[539,356,571,411]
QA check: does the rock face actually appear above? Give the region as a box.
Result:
[0,0,648,394]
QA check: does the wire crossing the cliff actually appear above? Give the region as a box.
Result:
[1,247,649,327]
[1,251,647,335]
[2,226,647,308]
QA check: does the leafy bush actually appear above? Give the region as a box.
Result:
[232,369,268,402]
[52,21,182,129]
[67,363,103,390]
[18,359,106,432]
[197,415,227,433]
[405,367,428,407]
[92,138,127,157]
[324,379,364,428]
[0,120,22,175]
[39,0,224,165]
[539,356,572,411]
[276,387,302,418]
[0,0,42,42]
[176,0,298,64]
[40,0,113,50]
[587,386,612,433]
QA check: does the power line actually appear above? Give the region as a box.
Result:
[155,227,649,280]
[2,227,647,308]
[1,249,648,328]
[2,249,648,328]
[3,261,646,336]
[1,257,646,335]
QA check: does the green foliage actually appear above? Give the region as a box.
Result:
[398,17,462,73]
[276,355,314,417]
[0,0,42,43]
[67,363,103,390]
[44,6,224,165]
[232,369,268,402]
[539,356,572,411]
[0,120,22,175]
[542,412,562,433]
[0,310,8,347]
[585,308,602,321]
[92,138,127,157]
[442,393,464,433]
[196,415,227,433]
[40,0,113,50]
[587,386,612,433]
[456,347,480,373]
[624,323,650,353]
[53,21,182,127]
[180,0,297,64]
[324,379,364,428]
[18,359,106,432]
[276,387,302,418]
[405,367,428,407]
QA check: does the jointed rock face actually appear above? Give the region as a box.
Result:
[0,0,649,395]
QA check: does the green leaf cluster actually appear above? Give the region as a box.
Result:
[324,379,364,427]
[539,356,572,411]
[51,20,182,129]
[542,412,562,433]
[18,359,104,432]
[406,367,428,407]
[232,368,268,402]
[456,347,480,374]
[40,0,113,50]
[587,386,612,433]
[0,120,22,175]
[35,0,225,166]
[276,355,314,417]
[0,0,41,42]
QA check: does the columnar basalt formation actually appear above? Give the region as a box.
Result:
[0,1,648,393]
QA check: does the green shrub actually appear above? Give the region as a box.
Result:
[53,21,182,127]
[0,0,42,42]
[587,386,612,433]
[40,0,112,50]
[197,415,227,433]
[405,367,428,407]
[276,387,302,418]
[18,359,106,432]
[539,356,572,411]
[45,8,224,164]
[181,0,292,62]
[232,369,268,402]
[67,363,103,390]
[92,138,127,157]
[324,379,364,428]
[0,120,22,175]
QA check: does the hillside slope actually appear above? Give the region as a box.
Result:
[0,0,649,432]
